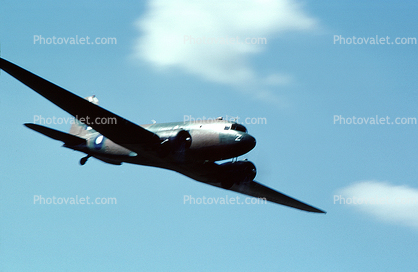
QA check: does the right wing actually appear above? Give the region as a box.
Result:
[0,58,161,153]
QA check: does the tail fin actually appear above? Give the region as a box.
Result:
[69,95,99,138]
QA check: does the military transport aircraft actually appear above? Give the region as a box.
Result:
[0,57,325,213]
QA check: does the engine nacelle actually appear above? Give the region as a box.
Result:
[217,160,257,189]
[157,129,192,160]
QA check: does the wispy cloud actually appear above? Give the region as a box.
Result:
[132,0,318,104]
[336,181,418,228]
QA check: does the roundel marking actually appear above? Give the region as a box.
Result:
[94,135,104,150]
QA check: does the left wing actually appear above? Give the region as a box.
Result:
[230,180,326,213]
[0,58,161,153]
[171,162,326,213]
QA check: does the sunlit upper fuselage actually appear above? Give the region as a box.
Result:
[142,118,256,161]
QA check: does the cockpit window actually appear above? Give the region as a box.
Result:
[231,124,247,133]
[224,125,231,130]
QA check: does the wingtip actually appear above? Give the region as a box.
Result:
[304,203,327,214]
[303,206,327,214]
[24,123,36,129]
[308,205,327,214]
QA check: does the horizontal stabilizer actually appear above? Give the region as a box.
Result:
[24,123,86,146]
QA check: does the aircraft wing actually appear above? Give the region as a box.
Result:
[174,162,326,213]
[0,58,161,153]
[230,180,326,213]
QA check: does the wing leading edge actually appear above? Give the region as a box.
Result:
[231,180,326,213]
[0,58,160,152]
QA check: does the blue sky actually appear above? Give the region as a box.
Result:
[1,0,418,271]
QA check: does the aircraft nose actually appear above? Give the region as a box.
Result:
[242,134,256,151]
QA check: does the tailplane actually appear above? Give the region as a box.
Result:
[24,123,86,146]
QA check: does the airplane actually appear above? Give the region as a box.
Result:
[0,57,326,213]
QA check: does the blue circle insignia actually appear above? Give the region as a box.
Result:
[94,135,104,150]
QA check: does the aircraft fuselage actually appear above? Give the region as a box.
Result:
[78,119,256,165]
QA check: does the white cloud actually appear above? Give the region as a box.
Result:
[336,181,418,228]
[132,0,317,103]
